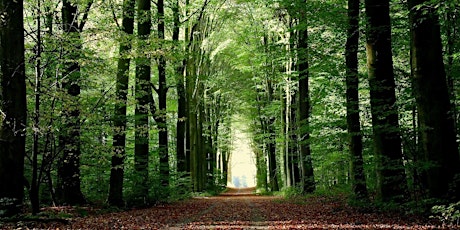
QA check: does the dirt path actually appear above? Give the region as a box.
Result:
[2,188,451,229]
[166,187,275,229]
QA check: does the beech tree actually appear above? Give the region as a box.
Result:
[109,0,135,207]
[173,0,188,176]
[364,0,407,202]
[345,0,368,200]
[295,1,315,194]
[408,0,460,199]
[0,0,27,216]
[57,0,90,205]
[7,0,460,214]
[156,0,169,189]
[134,0,152,200]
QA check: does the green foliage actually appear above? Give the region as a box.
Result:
[279,186,304,199]
[10,0,460,218]
[431,201,460,226]
[0,198,20,217]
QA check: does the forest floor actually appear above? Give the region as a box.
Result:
[1,187,455,229]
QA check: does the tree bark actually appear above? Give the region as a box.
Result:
[345,0,368,200]
[173,0,187,175]
[290,91,300,186]
[364,0,407,202]
[31,0,43,214]
[0,0,26,216]
[109,0,135,207]
[297,8,315,194]
[157,0,170,190]
[267,117,279,192]
[187,38,200,191]
[134,0,151,201]
[408,0,460,199]
[57,0,85,205]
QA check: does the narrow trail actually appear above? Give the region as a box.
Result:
[2,188,450,229]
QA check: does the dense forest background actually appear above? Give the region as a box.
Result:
[1,0,460,219]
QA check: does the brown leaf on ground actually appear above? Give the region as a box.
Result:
[1,188,455,229]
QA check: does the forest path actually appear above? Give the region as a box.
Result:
[162,189,440,229]
[166,187,273,229]
[4,189,447,229]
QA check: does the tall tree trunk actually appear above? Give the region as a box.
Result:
[261,34,280,192]
[255,92,269,191]
[287,27,299,187]
[0,0,26,216]
[31,0,42,214]
[173,0,187,175]
[297,10,315,194]
[198,95,207,190]
[134,0,151,201]
[185,3,209,191]
[157,0,170,190]
[109,0,135,207]
[364,0,407,202]
[267,118,279,192]
[290,91,301,186]
[57,0,85,205]
[210,94,220,186]
[187,39,199,191]
[408,0,460,199]
[345,0,368,200]
[184,0,192,175]
[282,90,290,187]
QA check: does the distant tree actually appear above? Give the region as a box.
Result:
[0,0,27,216]
[289,92,300,186]
[364,0,407,202]
[345,0,368,200]
[284,0,315,193]
[259,35,279,192]
[408,0,460,199]
[109,0,135,207]
[185,0,210,192]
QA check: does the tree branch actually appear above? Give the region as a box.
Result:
[79,0,94,31]
[180,0,211,24]
[150,82,159,94]
[110,0,121,29]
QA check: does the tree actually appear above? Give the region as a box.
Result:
[283,0,315,193]
[0,0,27,216]
[57,0,90,205]
[31,0,43,214]
[364,0,407,202]
[157,0,169,189]
[185,0,211,192]
[296,1,315,194]
[408,0,460,199]
[257,34,280,192]
[173,0,187,176]
[109,0,135,207]
[134,0,152,201]
[345,0,368,200]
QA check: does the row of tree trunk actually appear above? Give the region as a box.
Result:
[257,0,460,203]
[343,0,460,201]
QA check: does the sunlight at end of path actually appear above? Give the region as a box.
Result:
[227,116,257,188]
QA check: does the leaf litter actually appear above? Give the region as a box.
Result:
[1,188,456,229]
